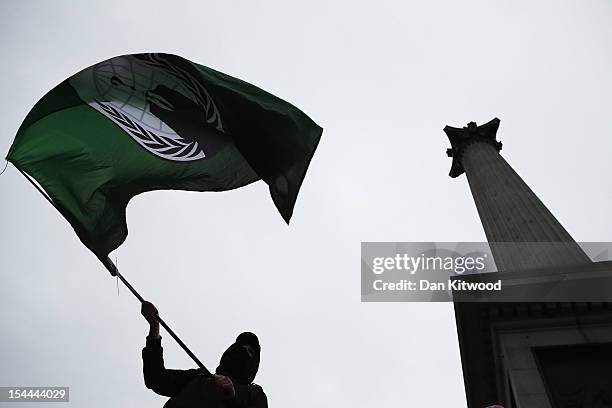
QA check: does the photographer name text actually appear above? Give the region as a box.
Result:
[372,279,502,292]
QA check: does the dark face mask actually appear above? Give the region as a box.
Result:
[216,341,260,384]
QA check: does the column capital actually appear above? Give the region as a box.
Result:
[445,117,502,178]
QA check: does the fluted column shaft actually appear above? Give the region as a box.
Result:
[462,142,590,270]
[445,118,590,271]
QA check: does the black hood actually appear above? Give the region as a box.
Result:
[216,332,260,384]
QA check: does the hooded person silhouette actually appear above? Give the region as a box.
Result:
[141,301,267,408]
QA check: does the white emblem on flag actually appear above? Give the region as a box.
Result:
[70,53,227,161]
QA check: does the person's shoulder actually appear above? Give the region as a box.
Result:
[248,383,267,407]
[230,382,267,407]
[249,383,263,390]
[239,382,265,397]
[243,383,266,400]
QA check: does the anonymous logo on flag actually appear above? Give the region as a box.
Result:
[9,52,322,256]
[70,53,228,161]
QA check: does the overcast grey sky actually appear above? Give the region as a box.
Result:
[1,0,611,407]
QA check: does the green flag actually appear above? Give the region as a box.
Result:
[7,53,322,258]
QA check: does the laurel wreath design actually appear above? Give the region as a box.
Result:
[91,53,224,161]
[95,101,202,159]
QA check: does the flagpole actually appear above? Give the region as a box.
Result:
[14,165,212,377]
[101,257,212,376]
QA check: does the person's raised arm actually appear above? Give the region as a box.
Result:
[140,300,199,397]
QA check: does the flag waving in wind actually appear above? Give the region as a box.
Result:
[7,53,322,258]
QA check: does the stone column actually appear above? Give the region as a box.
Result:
[445,118,590,271]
